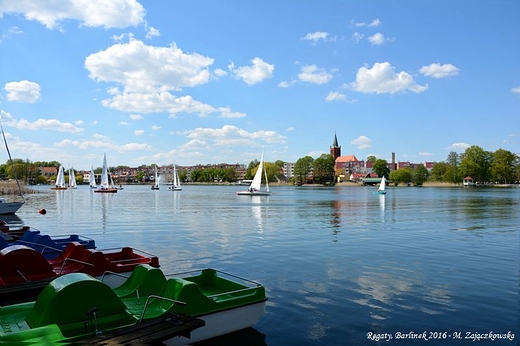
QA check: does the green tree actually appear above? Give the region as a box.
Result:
[389,168,412,186]
[245,160,260,180]
[446,151,460,167]
[430,162,449,181]
[294,156,314,183]
[367,155,376,163]
[313,154,335,184]
[459,145,492,183]
[412,165,429,185]
[373,159,390,178]
[491,149,517,183]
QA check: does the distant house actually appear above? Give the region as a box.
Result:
[463,176,476,186]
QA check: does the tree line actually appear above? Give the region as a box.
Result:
[383,146,519,186]
[1,145,518,186]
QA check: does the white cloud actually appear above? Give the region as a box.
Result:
[151,125,161,130]
[212,68,227,78]
[134,130,145,135]
[4,0,145,30]
[229,57,274,85]
[298,64,333,85]
[418,152,434,157]
[278,81,290,88]
[86,39,213,93]
[350,62,428,94]
[130,114,143,120]
[145,26,160,39]
[85,39,225,116]
[103,92,215,117]
[325,91,346,102]
[301,31,330,43]
[18,119,83,133]
[353,19,380,28]
[4,80,41,103]
[351,135,372,149]
[510,86,520,94]
[217,107,246,118]
[368,33,392,45]
[448,142,471,151]
[120,142,152,151]
[286,127,295,132]
[420,63,460,79]
[369,19,381,27]
[181,125,286,148]
[352,32,364,43]
[1,111,83,133]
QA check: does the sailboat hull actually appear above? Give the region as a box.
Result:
[236,190,271,196]
[94,188,118,193]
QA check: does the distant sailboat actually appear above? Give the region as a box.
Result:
[68,167,77,189]
[374,176,387,195]
[89,166,97,188]
[236,151,271,196]
[151,166,160,190]
[168,164,182,191]
[51,165,67,190]
[94,154,117,193]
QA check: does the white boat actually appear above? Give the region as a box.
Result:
[89,166,97,188]
[236,151,271,196]
[51,165,67,190]
[168,164,182,191]
[68,167,77,189]
[374,176,387,195]
[0,125,25,215]
[94,154,117,193]
[151,166,160,190]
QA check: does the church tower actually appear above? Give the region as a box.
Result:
[330,133,341,160]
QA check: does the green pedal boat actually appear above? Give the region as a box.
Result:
[0,264,267,345]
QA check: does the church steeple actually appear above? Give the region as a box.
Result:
[330,132,341,160]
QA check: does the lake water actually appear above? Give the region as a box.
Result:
[7,184,519,345]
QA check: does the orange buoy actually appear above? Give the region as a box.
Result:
[38,209,47,215]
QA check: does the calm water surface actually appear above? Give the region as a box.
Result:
[8,185,520,345]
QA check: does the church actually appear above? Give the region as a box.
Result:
[330,133,369,182]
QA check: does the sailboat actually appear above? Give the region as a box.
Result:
[68,167,77,189]
[89,166,97,188]
[236,151,271,196]
[168,164,182,191]
[0,124,25,214]
[374,176,387,195]
[51,165,67,190]
[94,154,117,193]
[151,165,160,190]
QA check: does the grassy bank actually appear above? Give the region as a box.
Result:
[0,181,37,195]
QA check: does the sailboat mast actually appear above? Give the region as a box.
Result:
[0,124,24,201]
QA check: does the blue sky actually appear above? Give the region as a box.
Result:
[1,0,519,171]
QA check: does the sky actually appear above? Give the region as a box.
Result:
[1,0,519,171]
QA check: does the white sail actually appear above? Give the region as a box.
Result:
[250,151,264,191]
[173,165,181,188]
[69,167,77,188]
[378,176,386,192]
[100,154,109,188]
[89,166,97,188]
[168,163,182,191]
[56,165,66,188]
[236,150,270,196]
